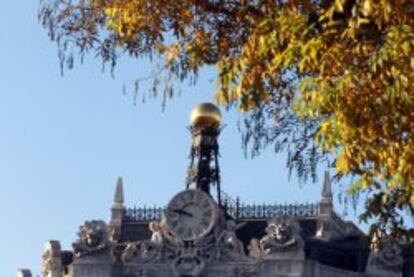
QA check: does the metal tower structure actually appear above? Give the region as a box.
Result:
[186,103,223,206]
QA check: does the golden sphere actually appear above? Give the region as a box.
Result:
[190,102,222,128]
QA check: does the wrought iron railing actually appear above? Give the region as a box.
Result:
[226,203,320,219]
[124,206,165,222]
[123,202,320,222]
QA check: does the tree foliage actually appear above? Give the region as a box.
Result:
[39,0,414,238]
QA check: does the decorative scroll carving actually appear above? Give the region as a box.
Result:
[122,218,248,270]
[120,219,208,273]
[366,237,403,276]
[42,240,63,277]
[192,232,217,262]
[258,218,304,258]
[72,220,110,258]
[172,248,205,277]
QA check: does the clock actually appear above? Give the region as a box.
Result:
[166,189,218,241]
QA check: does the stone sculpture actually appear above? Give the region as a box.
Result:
[259,218,304,259]
[248,238,262,259]
[366,237,404,277]
[72,220,110,258]
[42,240,63,277]
[149,220,164,246]
[217,220,245,261]
[140,220,174,262]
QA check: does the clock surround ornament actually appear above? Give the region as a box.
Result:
[165,189,219,241]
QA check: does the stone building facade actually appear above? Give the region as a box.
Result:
[18,103,413,277]
[18,175,414,277]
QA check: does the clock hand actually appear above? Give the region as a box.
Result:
[172,209,193,217]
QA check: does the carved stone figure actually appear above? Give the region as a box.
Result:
[42,240,63,277]
[217,220,245,261]
[149,220,165,246]
[366,237,404,276]
[259,218,304,258]
[139,220,165,262]
[248,238,262,259]
[140,219,188,263]
[72,220,110,258]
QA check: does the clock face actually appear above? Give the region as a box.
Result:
[166,189,218,241]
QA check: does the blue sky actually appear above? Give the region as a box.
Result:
[0,2,368,276]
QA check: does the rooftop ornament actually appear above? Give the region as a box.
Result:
[190,102,222,129]
[187,102,223,205]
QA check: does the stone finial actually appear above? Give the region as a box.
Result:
[319,171,333,216]
[17,269,32,277]
[317,171,334,240]
[114,177,124,206]
[321,171,332,200]
[110,178,124,242]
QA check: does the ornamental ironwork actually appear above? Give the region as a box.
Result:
[123,202,319,223]
[227,203,319,219]
[124,206,165,222]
